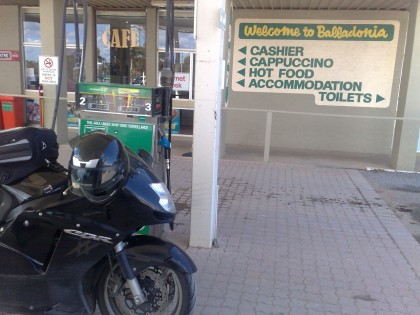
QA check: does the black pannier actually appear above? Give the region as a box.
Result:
[0,127,59,184]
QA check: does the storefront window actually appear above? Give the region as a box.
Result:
[24,45,41,90]
[158,51,194,99]
[23,13,41,91]
[158,11,195,100]
[22,11,84,93]
[96,12,146,85]
[23,13,41,43]
[158,11,196,50]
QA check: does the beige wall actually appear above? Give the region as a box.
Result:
[0,6,23,95]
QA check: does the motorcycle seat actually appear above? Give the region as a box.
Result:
[8,167,68,198]
[0,168,67,225]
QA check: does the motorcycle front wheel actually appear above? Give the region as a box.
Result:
[97,263,196,315]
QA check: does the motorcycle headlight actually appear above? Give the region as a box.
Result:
[149,183,176,213]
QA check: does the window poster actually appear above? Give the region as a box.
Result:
[26,98,41,123]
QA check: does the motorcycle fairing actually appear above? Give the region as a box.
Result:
[0,213,60,275]
[0,186,19,223]
[0,194,113,313]
[0,230,110,314]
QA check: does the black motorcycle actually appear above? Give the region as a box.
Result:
[0,129,196,314]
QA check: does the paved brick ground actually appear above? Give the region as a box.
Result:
[165,157,420,315]
[59,144,420,315]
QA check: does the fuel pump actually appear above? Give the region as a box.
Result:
[76,83,169,183]
[49,0,175,187]
[58,0,176,235]
[72,0,175,189]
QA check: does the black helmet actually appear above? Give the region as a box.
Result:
[68,132,129,203]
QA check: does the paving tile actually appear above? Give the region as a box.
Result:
[167,159,420,315]
[57,143,420,315]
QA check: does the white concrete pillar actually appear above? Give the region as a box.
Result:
[40,0,68,143]
[146,8,158,87]
[189,0,227,248]
[84,7,96,83]
[391,0,420,170]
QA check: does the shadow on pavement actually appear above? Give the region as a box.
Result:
[361,169,420,243]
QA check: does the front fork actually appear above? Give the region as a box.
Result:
[114,242,147,305]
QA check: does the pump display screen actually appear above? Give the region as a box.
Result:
[77,82,163,117]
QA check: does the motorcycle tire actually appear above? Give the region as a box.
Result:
[97,262,196,315]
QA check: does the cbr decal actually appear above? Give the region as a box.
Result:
[64,229,113,244]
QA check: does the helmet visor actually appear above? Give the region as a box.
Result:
[70,164,123,197]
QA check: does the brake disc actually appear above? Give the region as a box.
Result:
[114,267,175,314]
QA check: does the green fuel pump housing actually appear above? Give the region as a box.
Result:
[76,82,171,236]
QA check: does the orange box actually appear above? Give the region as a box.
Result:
[0,96,24,129]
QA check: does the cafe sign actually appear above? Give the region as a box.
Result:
[102,27,141,48]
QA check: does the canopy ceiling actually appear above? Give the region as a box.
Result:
[0,0,411,10]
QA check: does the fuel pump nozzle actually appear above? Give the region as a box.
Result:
[157,127,171,180]
[158,127,171,150]
[157,126,173,230]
